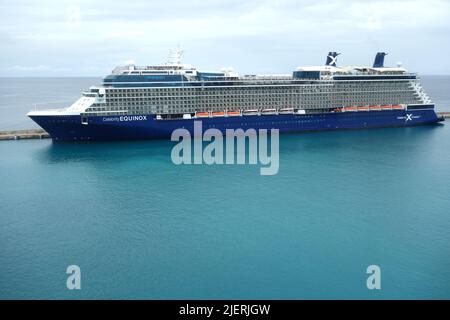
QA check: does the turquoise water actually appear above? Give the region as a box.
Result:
[1,125,450,299]
[1,77,450,299]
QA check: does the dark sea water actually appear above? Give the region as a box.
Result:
[1,77,450,299]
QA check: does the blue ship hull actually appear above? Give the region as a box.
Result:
[29,109,443,141]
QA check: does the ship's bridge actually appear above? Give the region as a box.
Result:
[103,50,239,88]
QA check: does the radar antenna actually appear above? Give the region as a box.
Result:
[167,48,183,65]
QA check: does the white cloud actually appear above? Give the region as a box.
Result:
[8,65,71,72]
[10,65,49,71]
[6,0,449,42]
[67,5,81,28]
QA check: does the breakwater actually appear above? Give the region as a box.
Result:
[0,129,50,140]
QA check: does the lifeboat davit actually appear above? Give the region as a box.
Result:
[279,108,294,114]
[243,109,259,116]
[261,108,278,115]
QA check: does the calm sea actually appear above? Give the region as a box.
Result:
[0,77,450,299]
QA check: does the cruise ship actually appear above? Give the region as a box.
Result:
[28,50,444,141]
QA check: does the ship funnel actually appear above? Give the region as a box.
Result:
[325,52,340,67]
[373,52,388,68]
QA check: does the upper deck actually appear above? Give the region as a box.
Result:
[100,51,418,89]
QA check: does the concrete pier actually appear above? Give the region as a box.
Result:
[0,129,50,141]
[438,112,450,119]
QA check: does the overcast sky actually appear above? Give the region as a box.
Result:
[1,0,450,76]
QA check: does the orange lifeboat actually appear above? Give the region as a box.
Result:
[345,106,358,111]
[357,106,369,111]
[391,105,403,109]
[227,111,241,116]
[212,111,225,117]
[196,112,209,118]
[380,105,392,110]
[369,106,380,111]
